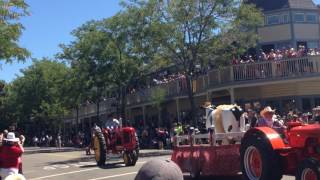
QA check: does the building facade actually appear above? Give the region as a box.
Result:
[65,0,320,130]
[248,0,320,51]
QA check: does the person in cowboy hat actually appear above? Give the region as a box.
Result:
[257,106,283,128]
[0,132,24,179]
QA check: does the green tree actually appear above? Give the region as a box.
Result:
[4,59,70,135]
[150,87,166,127]
[0,0,30,62]
[125,0,262,125]
[58,20,113,124]
[59,12,149,123]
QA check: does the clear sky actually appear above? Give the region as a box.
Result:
[1,0,320,82]
[0,0,121,83]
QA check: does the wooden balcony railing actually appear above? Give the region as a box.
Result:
[127,55,320,105]
[73,98,117,118]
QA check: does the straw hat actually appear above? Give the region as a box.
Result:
[4,132,19,142]
[260,106,276,118]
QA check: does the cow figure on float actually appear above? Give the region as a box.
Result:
[202,102,246,144]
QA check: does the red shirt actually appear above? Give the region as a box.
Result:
[0,145,23,169]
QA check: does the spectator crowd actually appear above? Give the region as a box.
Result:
[232,46,320,65]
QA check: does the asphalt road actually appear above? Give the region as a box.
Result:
[22,151,295,180]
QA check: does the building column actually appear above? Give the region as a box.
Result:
[229,88,235,104]
[206,91,210,101]
[142,106,146,127]
[176,98,181,122]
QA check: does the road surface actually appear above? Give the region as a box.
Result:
[22,151,295,180]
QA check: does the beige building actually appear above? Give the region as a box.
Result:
[67,0,320,130]
[247,0,320,51]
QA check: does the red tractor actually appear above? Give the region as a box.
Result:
[171,122,320,180]
[241,122,320,180]
[91,125,139,167]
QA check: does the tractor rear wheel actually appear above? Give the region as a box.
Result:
[130,149,139,166]
[123,152,132,166]
[296,158,320,180]
[240,132,282,180]
[93,130,106,166]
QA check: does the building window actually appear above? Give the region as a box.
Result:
[315,98,320,106]
[302,98,311,112]
[306,13,317,23]
[267,15,280,25]
[294,13,305,22]
[308,41,319,49]
[283,14,289,23]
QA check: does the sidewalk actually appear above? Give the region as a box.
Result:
[24,147,172,157]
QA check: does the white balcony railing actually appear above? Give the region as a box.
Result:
[127,55,320,105]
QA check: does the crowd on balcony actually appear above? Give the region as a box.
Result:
[232,46,320,65]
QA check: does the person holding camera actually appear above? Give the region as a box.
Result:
[0,132,24,179]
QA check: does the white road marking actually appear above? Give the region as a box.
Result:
[87,172,138,180]
[29,167,99,180]
[31,161,147,180]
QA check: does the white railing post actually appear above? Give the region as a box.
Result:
[271,62,277,78]
[230,66,234,82]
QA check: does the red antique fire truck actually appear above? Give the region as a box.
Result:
[92,125,139,167]
[171,121,320,180]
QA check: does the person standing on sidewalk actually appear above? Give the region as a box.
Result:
[0,132,24,179]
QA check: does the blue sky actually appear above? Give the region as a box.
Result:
[0,0,121,82]
[1,0,320,82]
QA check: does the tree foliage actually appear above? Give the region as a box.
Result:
[123,0,262,124]
[1,59,70,134]
[0,0,30,62]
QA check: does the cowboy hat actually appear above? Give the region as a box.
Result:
[4,132,19,142]
[260,106,276,117]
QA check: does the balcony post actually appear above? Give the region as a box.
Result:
[229,88,235,104]
[176,98,181,122]
[142,106,146,127]
[230,66,234,82]
[271,62,277,78]
[217,70,221,84]
[202,76,206,90]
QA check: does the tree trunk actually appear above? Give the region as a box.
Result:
[120,86,126,120]
[186,74,197,126]
[76,107,79,131]
[157,105,162,127]
[96,100,100,125]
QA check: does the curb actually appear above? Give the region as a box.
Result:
[24,148,84,155]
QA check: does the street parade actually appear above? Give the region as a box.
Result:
[2,0,320,180]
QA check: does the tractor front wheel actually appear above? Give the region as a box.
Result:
[296,158,320,180]
[240,132,282,180]
[93,130,107,166]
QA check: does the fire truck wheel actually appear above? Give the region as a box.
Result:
[240,132,282,180]
[296,158,320,180]
[93,131,106,166]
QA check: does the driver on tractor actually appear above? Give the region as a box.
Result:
[257,106,285,133]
